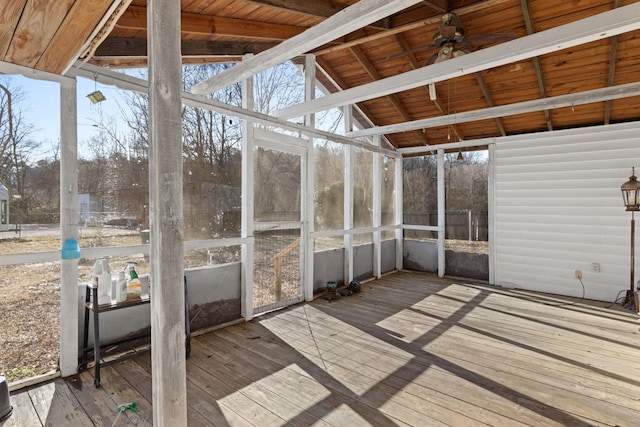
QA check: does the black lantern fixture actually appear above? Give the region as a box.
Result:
[621,167,640,306]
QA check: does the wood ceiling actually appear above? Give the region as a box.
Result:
[2,0,640,150]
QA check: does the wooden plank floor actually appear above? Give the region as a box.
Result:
[5,271,640,426]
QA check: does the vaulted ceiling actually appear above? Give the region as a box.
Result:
[2,0,640,150]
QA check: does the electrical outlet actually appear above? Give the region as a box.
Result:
[575,270,583,280]
[591,263,600,273]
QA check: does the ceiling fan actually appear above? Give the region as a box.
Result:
[388,12,516,65]
[426,12,516,64]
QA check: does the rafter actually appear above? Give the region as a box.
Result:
[94,38,279,58]
[421,1,448,13]
[350,45,430,145]
[274,3,640,118]
[243,0,346,17]
[347,82,640,138]
[520,0,553,132]
[242,0,389,30]
[604,0,622,125]
[117,5,306,41]
[474,73,506,136]
[604,35,619,125]
[314,56,396,147]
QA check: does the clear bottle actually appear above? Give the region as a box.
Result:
[126,262,141,300]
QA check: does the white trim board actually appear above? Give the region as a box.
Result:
[190,0,423,95]
[348,82,640,138]
[69,64,399,157]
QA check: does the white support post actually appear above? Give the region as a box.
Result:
[304,54,315,301]
[488,143,496,285]
[241,54,255,319]
[59,78,78,377]
[437,149,446,277]
[372,135,382,278]
[395,155,403,271]
[147,1,187,425]
[304,54,316,130]
[344,105,354,284]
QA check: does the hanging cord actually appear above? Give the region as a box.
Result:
[541,276,585,307]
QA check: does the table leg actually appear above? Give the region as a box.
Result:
[92,287,101,387]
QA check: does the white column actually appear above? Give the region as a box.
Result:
[488,143,496,285]
[395,155,403,271]
[372,136,381,278]
[241,54,255,319]
[437,149,445,277]
[148,0,186,424]
[59,78,78,377]
[304,54,315,300]
[344,106,354,284]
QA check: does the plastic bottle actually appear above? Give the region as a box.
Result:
[93,258,112,305]
[115,270,127,303]
[126,262,141,300]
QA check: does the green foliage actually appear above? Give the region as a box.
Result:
[4,366,37,382]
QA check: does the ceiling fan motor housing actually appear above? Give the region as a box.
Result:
[432,26,465,47]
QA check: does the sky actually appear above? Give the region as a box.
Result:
[3,73,130,160]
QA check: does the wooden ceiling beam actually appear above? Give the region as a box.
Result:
[474,72,506,137]
[117,5,305,41]
[191,0,424,95]
[274,3,640,119]
[520,0,553,132]
[604,35,619,125]
[94,38,279,57]
[347,81,640,137]
[604,0,622,125]
[421,1,448,14]
[350,45,430,145]
[314,56,398,147]
[242,0,389,29]
[242,0,346,18]
[532,57,553,131]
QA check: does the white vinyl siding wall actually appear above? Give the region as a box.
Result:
[494,122,640,302]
